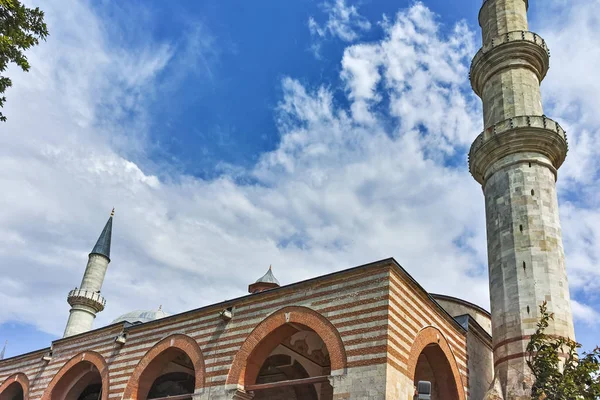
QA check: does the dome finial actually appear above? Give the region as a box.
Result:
[248,265,280,294]
[111,208,115,217]
[158,305,162,311]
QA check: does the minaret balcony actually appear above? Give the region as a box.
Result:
[67,288,106,312]
[470,30,550,97]
[469,115,568,185]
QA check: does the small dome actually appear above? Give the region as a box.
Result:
[256,265,280,285]
[112,307,168,325]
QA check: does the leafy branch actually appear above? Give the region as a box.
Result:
[527,301,600,399]
[0,0,48,121]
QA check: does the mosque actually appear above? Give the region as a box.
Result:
[0,0,576,399]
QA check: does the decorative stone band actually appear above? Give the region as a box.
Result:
[492,334,570,352]
[470,31,549,97]
[494,351,570,368]
[469,115,568,185]
[67,288,106,312]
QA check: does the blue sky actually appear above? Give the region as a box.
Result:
[0,0,599,360]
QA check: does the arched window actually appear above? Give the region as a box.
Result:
[408,327,466,400]
[122,334,205,400]
[140,348,195,400]
[228,307,347,400]
[41,352,108,400]
[0,382,24,400]
[414,345,459,399]
[0,373,28,400]
[251,329,332,400]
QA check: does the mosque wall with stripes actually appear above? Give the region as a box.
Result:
[0,260,483,399]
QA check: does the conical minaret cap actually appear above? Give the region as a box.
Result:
[90,209,114,260]
[255,265,280,285]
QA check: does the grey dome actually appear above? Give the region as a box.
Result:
[256,266,280,285]
[112,308,168,324]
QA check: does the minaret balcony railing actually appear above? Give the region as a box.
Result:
[67,288,106,312]
[469,116,568,184]
[470,31,550,97]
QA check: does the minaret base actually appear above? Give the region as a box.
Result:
[484,372,536,400]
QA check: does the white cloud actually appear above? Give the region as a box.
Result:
[571,299,600,326]
[531,0,600,301]
[0,1,489,338]
[340,3,478,148]
[0,0,598,351]
[308,0,371,57]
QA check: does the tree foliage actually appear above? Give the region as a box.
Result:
[0,0,48,121]
[527,301,600,399]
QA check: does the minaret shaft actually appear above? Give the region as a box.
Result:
[80,254,110,291]
[470,1,575,398]
[482,68,543,128]
[479,0,528,44]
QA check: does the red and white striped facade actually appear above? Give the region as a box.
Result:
[0,259,493,399]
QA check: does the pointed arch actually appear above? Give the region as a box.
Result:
[407,326,466,400]
[0,373,29,400]
[122,334,205,400]
[41,351,109,400]
[226,306,347,388]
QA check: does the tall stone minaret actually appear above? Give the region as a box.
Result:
[469,1,575,398]
[63,210,114,338]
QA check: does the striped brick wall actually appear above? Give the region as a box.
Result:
[386,269,469,397]
[0,259,469,399]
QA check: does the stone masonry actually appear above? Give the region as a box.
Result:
[469,0,576,398]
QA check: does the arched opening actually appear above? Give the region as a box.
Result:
[51,361,102,400]
[122,334,205,400]
[250,327,333,400]
[41,352,109,400]
[0,382,23,400]
[139,348,195,400]
[408,327,466,400]
[414,344,460,400]
[227,307,346,399]
[0,374,28,400]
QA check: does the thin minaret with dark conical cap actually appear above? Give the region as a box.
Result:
[63,209,115,338]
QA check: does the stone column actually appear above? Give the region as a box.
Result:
[469,0,575,398]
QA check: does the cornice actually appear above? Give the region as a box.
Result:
[469,115,568,185]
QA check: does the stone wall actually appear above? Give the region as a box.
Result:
[432,295,492,336]
[465,320,494,400]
